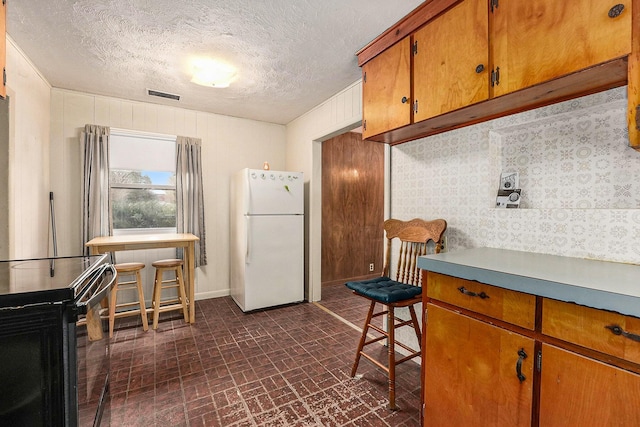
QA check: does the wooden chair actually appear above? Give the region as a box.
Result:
[346,218,447,410]
[151,259,189,329]
[109,262,149,338]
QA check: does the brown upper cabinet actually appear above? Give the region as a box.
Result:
[1,0,6,99]
[362,38,411,139]
[414,0,489,121]
[491,0,631,97]
[357,0,640,150]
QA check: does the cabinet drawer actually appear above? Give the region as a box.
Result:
[542,298,640,365]
[425,272,536,330]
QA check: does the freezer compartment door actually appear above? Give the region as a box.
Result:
[244,215,304,311]
[243,169,304,215]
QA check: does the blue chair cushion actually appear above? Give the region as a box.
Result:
[345,276,422,304]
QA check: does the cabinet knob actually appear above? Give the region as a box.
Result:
[608,4,625,18]
[401,96,408,104]
[475,64,485,74]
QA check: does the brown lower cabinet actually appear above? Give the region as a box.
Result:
[423,272,640,426]
[539,344,640,426]
[424,304,534,427]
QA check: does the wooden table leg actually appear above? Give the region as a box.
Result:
[186,242,196,323]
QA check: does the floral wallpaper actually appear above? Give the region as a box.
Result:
[391,87,640,265]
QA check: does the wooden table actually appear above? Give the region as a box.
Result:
[86,233,199,323]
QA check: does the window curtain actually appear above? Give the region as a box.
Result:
[81,124,112,256]
[176,136,207,267]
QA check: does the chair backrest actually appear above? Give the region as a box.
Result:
[382,218,447,286]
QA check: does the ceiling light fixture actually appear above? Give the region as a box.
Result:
[191,58,237,88]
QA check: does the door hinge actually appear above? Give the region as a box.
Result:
[363,120,366,131]
[490,0,499,12]
[536,350,542,372]
[363,71,367,83]
[413,100,418,114]
[3,68,6,87]
[491,67,500,87]
[413,41,418,55]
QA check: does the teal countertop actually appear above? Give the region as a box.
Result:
[418,247,640,318]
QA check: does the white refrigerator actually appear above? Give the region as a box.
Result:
[230,168,304,312]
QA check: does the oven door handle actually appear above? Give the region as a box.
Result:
[76,264,116,315]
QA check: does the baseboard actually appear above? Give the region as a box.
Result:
[195,289,230,301]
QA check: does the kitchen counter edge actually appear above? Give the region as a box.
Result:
[418,247,640,318]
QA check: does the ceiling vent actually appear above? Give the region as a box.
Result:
[147,89,180,101]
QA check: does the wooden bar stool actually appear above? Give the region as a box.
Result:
[345,218,447,410]
[109,262,149,338]
[151,258,189,329]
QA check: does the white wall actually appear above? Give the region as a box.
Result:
[49,88,286,300]
[392,86,640,264]
[285,81,364,301]
[4,37,51,259]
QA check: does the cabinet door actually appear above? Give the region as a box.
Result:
[1,0,6,99]
[413,0,489,121]
[539,344,640,426]
[491,0,632,97]
[423,304,534,427]
[361,37,411,139]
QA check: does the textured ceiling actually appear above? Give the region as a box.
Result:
[7,0,424,125]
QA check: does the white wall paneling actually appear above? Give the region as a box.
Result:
[49,88,287,300]
[285,80,364,302]
[5,37,51,259]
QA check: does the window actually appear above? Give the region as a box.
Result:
[109,130,176,230]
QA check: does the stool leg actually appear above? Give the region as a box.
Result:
[387,305,397,410]
[152,268,163,330]
[135,269,149,332]
[108,281,119,338]
[409,305,421,346]
[351,300,376,377]
[175,266,189,322]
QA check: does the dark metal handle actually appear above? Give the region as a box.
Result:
[401,96,408,104]
[76,264,117,314]
[475,64,485,74]
[516,348,527,383]
[605,324,640,343]
[608,4,625,18]
[458,286,489,299]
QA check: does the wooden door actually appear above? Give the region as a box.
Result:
[413,0,489,121]
[1,0,6,99]
[362,37,411,139]
[491,0,632,97]
[424,304,534,427]
[321,132,384,285]
[539,344,640,426]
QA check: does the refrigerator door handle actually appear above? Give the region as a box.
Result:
[245,216,251,264]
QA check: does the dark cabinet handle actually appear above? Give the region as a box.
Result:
[457,286,489,299]
[475,64,485,73]
[608,4,625,18]
[516,348,527,383]
[605,324,640,342]
[401,96,408,104]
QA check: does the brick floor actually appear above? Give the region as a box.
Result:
[106,283,421,426]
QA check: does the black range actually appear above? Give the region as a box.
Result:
[0,254,115,426]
